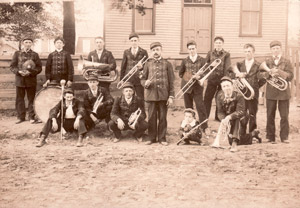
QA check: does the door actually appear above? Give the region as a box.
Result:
[182,0,212,53]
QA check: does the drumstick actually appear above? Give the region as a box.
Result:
[60,79,66,141]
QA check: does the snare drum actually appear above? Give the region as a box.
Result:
[34,86,62,123]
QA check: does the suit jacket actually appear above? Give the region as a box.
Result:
[49,98,85,119]
[179,55,206,94]
[83,87,114,114]
[10,49,42,87]
[216,91,245,121]
[120,47,148,85]
[87,49,116,73]
[229,59,266,99]
[110,95,146,124]
[258,56,293,100]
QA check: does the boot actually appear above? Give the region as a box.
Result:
[230,138,238,152]
[76,135,84,147]
[36,134,46,147]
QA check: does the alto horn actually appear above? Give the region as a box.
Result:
[232,65,255,100]
[260,62,288,91]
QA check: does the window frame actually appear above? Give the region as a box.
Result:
[132,0,156,35]
[239,0,263,37]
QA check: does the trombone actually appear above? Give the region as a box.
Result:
[260,62,288,91]
[117,56,149,89]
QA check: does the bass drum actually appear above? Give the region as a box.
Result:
[34,86,62,123]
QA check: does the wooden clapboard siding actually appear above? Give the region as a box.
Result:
[214,0,288,57]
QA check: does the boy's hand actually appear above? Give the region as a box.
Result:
[52,118,58,131]
[66,81,72,87]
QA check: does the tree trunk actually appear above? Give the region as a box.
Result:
[63,2,76,54]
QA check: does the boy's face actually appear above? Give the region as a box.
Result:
[95,38,104,50]
[244,47,254,60]
[188,45,197,57]
[214,39,224,51]
[271,45,282,57]
[151,46,162,59]
[122,88,134,99]
[23,40,33,50]
[221,81,233,97]
[55,40,64,50]
[184,112,194,123]
[64,93,74,102]
[130,37,139,49]
[88,80,99,91]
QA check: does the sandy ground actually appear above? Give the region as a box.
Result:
[0,103,300,208]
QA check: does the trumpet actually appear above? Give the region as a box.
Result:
[128,108,141,129]
[92,94,103,114]
[260,62,288,91]
[231,65,255,100]
[211,119,231,148]
[117,56,149,89]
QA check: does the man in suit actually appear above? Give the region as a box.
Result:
[258,41,294,144]
[204,36,231,120]
[108,82,148,143]
[87,37,117,90]
[10,37,42,124]
[120,32,148,99]
[229,43,265,143]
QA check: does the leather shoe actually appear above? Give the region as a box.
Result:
[145,141,153,145]
[36,135,46,147]
[160,141,168,146]
[113,138,120,143]
[281,140,289,144]
[15,119,25,124]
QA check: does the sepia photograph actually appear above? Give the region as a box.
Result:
[0,0,300,207]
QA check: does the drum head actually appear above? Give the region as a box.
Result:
[34,86,62,123]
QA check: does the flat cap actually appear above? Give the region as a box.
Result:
[187,40,197,48]
[54,36,65,44]
[129,32,139,40]
[63,88,74,95]
[184,108,196,117]
[220,76,233,84]
[214,36,224,43]
[22,37,33,42]
[122,82,134,89]
[150,42,162,50]
[87,74,99,81]
[270,40,281,48]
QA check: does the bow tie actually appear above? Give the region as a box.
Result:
[274,56,279,60]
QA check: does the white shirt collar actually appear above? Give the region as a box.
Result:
[125,96,132,104]
[189,54,198,63]
[181,119,197,128]
[56,49,63,53]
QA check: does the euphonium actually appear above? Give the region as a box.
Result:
[117,56,149,89]
[211,119,231,148]
[128,108,141,129]
[260,62,288,91]
[92,94,103,114]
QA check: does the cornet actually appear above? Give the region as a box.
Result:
[211,119,231,148]
[92,94,103,114]
[117,56,149,89]
[260,62,288,91]
[128,108,141,129]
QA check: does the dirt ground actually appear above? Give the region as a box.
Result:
[0,103,300,208]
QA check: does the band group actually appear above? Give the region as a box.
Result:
[10,33,294,151]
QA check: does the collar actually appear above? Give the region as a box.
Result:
[22,48,32,53]
[273,55,281,60]
[189,54,198,62]
[56,49,63,53]
[97,49,103,54]
[154,57,162,62]
[65,101,73,107]
[181,119,197,128]
[213,48,224,55]
[125,96,133,103]
[245,58,254,65]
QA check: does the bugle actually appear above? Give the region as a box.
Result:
[260,62,288,91]
[117,56,149,89]
[128,108,141,129]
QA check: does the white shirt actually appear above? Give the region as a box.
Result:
[91,88,98,97]
[125,97,132,105]
[273,55,281,65]
[56,49,63,53]
[245,58,254,73]
[97,50,103,60]
[131,47,138,56]
[189,54,198,63]
[65,102,76,119]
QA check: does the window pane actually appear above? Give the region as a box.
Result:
[242,11,259,35]
[242,0,251,11]
[143,0,153,8]
[184,0,193,3]
[250,0,260,11]
[135,9,153,32]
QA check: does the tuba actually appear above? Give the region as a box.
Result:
[128,108,141,129]
[117,56,149,89]
[260,62,288,91]
[92,94,103,114]
[211,119,231,148]
[231,65,255,100]
[78,55,118,83]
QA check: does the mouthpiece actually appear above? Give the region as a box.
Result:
[60,79,66,86]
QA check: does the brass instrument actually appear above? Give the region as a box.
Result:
[211,119,231,148]
[117,56,149,89]
[260,62,288,91]
[232,65,255,100]
[128,108,141,129]
[92,94,103,114]
[78,55,118,83]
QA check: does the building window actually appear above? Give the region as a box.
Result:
[240,0,262,36]
[133,0,155,33]
[184,0,212,4]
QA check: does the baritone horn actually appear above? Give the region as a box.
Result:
[260,62,288,91]
[128,108,141,129]
[117,56,149,89]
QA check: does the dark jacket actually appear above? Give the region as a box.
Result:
[49,98,85,119]
[216,91,245,121]
[229,59,266,99]
[87,49,116,73]
[120,47,148,85]
[83,87,114,114]
[45,50,74,82]
[179,55,206,94]
[110,95,146,123]
[10,49,42,87]
[257,56,293,100]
